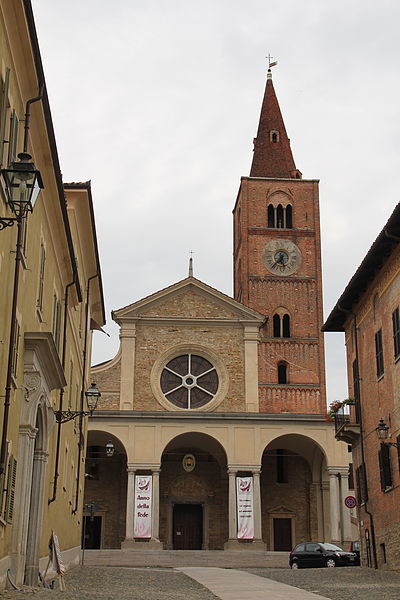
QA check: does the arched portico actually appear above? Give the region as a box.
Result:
[83,430,127,549]
[260,433,351,549]
[159,432,228,549]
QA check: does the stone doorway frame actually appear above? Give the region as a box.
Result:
[268,506,296,551]
[167,498,209,550]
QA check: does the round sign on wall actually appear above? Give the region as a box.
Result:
[344,495,357,508]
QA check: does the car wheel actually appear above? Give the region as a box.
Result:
[291,562,300,569]
[326,558,336,568]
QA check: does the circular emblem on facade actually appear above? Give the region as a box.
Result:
[182,453,196,472]
[263,239,301,276]
[160,354,218,409]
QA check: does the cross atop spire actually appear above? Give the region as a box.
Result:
[250,66,301,179]
[188,251,194,277]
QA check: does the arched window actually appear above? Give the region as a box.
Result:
[278,362,287,384]
[270,129,280,143]
[273,313,291,338]
[277,204,284,228]
[267,202,293,229]
[286,205,293,228]
[283,314,290,338]
[273,314,281,337]
[267,204,275,228]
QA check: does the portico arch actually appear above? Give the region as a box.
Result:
[83,430,127,549]
[261,433,329,550]
[160,432,228,549]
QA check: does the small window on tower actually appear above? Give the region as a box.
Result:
[278,362,287,384]
[270,129,279,143]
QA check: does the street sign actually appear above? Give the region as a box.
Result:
[344,495,357,508]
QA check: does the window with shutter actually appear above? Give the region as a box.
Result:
[0,68,10,167]
[392,307,400,360]
[378,443,392,491]
[36,243,46,318]
[375,329,384,378]
[5,456,17,523]
[7,109,19,166]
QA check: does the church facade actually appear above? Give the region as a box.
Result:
[85,69,355,552]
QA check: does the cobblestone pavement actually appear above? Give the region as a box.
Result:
[0,567,218,600]
[244,567,400,600]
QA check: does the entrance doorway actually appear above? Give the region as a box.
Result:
[173,504,203,549]
[273,518,292,551]
[82,516,102,549]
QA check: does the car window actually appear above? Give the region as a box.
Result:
[305,543,321,552]
[320,543,343,551]
[295,544,305,551]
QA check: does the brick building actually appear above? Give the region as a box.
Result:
[85,69,356,553]
[324,202,400,569]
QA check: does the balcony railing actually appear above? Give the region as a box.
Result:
[333,404,360,445]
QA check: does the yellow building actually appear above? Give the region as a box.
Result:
[0,1,104,587]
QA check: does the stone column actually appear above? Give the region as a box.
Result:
[224,469,237,548]
[151,469,160,542]
[122,467,162,550]
[328,468,341,543]
[123,466,135,544]
[252,470,262,539]
[338,467,352,543]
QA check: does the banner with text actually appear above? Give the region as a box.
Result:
[134,475,152,538]
[236,476,254,539]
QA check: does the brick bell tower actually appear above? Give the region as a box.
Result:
[233,68,326,414]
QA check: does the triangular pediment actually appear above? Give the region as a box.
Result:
[112,277,264,324]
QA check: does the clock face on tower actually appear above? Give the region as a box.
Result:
[263,239,301,276]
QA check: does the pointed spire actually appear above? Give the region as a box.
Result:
[250,69,301,179]
[188,253,193,277]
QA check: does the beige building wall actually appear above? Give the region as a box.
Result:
[0,2,104,587]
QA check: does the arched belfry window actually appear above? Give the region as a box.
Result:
[268,204,275,228]
[278,362,288,384]
[267,203,293,229]
[286,205,293,228]
[273,313,291,338]
[277,204,284,228]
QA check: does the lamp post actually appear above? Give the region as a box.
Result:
[0,153,43,475]
[54,382,101,424]
[376,419,399,447]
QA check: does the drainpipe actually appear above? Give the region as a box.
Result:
[0,89,44,476]
[48,279,75,504]
[337,305,378,569]
[72,273,98,514]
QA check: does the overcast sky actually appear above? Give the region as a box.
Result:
[32,0,400,407]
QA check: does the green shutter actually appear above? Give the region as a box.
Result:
[7,109,19,166]
[0,68,10,167]
[5,456,17,523]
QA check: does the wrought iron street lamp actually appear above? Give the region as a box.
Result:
[376,418,399,447]
[0,152,43,229]
[54,382,101,424]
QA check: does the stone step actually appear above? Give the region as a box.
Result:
[82,549,289,568]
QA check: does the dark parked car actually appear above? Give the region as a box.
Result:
[289,542,358,569]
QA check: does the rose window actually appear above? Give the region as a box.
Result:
[160,354,218,409]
